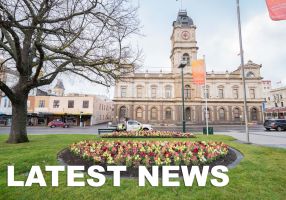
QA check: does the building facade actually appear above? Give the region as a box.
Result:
[265,86,286,119]
[113,11,265,125]
[0,80,114,126]
[29,94,113,126]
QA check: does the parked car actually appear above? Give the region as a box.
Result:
[264,119,286,131]
[117,120,153,131]
[48,120,69,128]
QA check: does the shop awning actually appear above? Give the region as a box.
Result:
[265,107,286,113]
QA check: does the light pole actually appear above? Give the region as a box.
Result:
[236,0,250,143]
[80,111,83,127]
[179,60,187,133]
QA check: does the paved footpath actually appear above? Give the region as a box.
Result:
[218,131,286,149]
[0,124,285,149]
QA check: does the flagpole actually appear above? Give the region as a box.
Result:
[204,55,209,136]
[236,0,250,143]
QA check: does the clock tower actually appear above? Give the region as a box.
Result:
[170,10,198,74]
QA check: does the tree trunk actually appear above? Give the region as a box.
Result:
[7,94,29,143]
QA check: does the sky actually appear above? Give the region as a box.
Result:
[61,0,286,97]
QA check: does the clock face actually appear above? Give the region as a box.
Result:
[181,31,190,40]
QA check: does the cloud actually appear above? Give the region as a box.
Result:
[62,8,286,95]
[243,12,286,84]
[198,10,286,87]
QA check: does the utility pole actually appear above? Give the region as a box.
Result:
[236,0,250,143]
[179,61,187,133]
[203,55,209,136]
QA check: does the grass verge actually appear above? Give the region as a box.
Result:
[0,134,285,200]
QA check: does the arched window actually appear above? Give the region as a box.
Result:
[165,85,172,98]
[233,108,240,120]
[251,108,258,121]
[165,107,172,120]
[219,108,226,120]
[151,107,158,120]
[186,107,191,121]
[182,53,190,65]
[136,107,143,119]
[246,72,255,78]
[184,85,191,99]
[119,106,127,120]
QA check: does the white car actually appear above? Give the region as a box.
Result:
[124,120,153,131]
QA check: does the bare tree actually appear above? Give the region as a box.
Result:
[0,0,140,143]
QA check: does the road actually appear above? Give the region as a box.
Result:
[0,124,285,148]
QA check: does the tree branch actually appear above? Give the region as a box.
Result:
[0,80,16,102]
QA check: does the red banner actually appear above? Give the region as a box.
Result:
[192,59,206,85]
[266,0,286,20]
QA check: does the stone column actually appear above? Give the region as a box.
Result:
[175,105,181,123]
[160,104,163,123]
[130,105,134,120]
[228,106,232,122]
[196,105,202,124]
[145,105,149,123]
[213,106,217,123]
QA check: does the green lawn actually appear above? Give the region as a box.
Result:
[0,134,285,200]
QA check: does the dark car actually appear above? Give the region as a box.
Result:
[264,119,286,131]
[48,120,69,128]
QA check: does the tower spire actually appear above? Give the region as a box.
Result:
[176,0,184,10]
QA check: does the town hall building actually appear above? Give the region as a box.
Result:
[113,11,264,125]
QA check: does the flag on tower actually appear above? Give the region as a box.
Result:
[266,0,286,20]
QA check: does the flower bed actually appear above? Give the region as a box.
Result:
[101,131,195,138]
[69,140,229,167]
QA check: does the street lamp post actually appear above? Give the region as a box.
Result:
[80,111,83,127]
[179,60,187,133]
[236,0,250,143]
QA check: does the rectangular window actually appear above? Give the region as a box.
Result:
[250,89,255,99]
[68,100,74,108]
[165,87,172,98]
[137,87,143,98]
[282,102,284,107]
[4,99,7,107]
[233,89,239,99]
[185,86,191,99]
[83,100,89,108]
[121,87,127,97]
[8,100,11,107]
[151,87,157,98]
[39,100,45,108]
[204,88,209,99]
[218,89,224,99]
[53,100,60,108]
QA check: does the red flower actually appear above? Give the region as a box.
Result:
[193,147,199,154]
[101,146,108,152]
[148,152,155,157]
[140,152,146,157]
